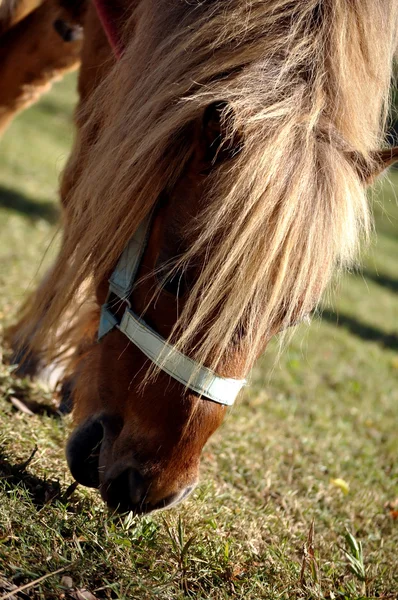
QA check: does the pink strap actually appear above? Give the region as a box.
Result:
[92,0,124,59]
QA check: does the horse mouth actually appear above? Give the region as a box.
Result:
[99,477,195,515]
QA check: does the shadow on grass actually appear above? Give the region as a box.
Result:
[0,446,61,506]
[0,446,77,507]
[0,185,59,224]
[322,310,398,351]
[364,271,398,294]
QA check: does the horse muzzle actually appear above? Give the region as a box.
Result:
[66,415,197,514]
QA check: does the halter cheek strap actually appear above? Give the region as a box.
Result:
[97,213,246,406]
[92,2,245,405]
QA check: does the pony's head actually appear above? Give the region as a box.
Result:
[22,0,398,513]
[66,101,246,512]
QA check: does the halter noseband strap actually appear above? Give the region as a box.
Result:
[97,212,246,406]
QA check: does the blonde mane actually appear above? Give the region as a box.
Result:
[21,0,398,375]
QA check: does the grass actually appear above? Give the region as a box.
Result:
[0,73,397,599]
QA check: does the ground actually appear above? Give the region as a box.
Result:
[0,74,397,600]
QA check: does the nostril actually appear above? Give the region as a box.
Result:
[104,468,146,512]
[66,418,104,488]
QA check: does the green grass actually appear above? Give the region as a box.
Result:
[0,73,397,599]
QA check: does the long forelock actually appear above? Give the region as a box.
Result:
[21,0,398,376]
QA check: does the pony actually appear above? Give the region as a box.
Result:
[5,0,398,514]
[0,0,85,134]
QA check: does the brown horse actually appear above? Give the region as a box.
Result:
[6,0,398,514]
[0,0,85,134]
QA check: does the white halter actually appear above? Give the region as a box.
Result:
[97,212,246,406]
